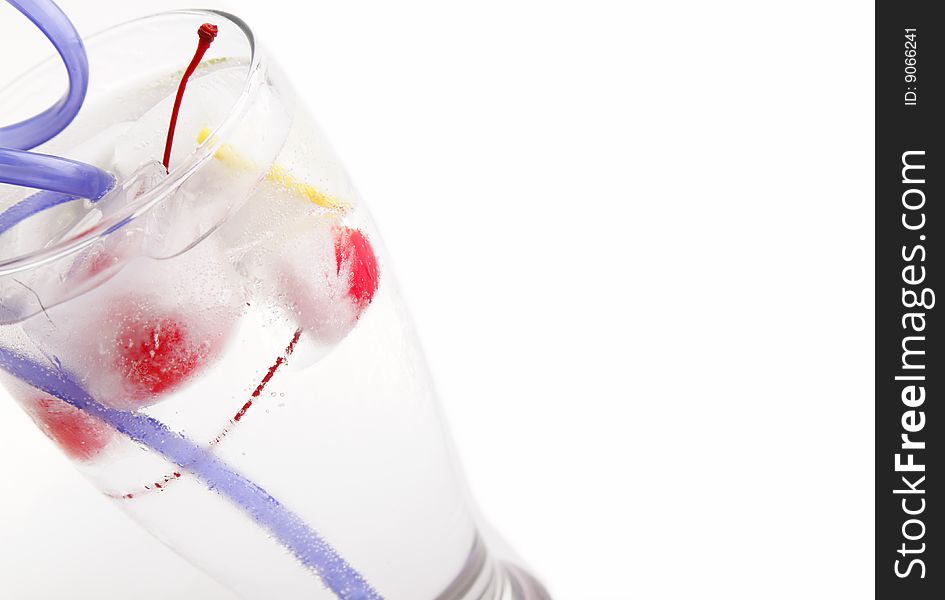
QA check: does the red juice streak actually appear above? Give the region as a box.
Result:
[106,329,302,500]
[162,23,218,172]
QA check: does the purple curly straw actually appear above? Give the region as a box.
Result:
[0,0,114,231]
[1,0,89,149]
[0,345,382,600]
[0,190,75,236]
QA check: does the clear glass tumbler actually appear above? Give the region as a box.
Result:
[0,9,549,600]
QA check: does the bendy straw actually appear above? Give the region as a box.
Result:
[0,0,114,234]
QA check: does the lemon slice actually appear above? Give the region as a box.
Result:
[197,127,349,212]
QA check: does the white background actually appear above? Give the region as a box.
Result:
[0,1,874,598]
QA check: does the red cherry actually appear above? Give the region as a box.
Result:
[31,397,111,461]
[114,316,206,401]
[334,227,379,311]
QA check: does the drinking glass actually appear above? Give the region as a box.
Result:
[0,9,549,600]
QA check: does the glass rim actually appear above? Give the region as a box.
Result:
[0,8,262,277]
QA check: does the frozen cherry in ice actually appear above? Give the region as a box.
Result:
[334,226,378,314]
[273,225,379,351]
[29,397,111,461]
[114,314,210,403]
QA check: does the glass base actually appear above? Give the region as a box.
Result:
[497,563,552,600]
[439,536,551,600]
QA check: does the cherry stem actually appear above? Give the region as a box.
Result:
[162,23,219,172]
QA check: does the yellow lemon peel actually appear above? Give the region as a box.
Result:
[197,127,349,212]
